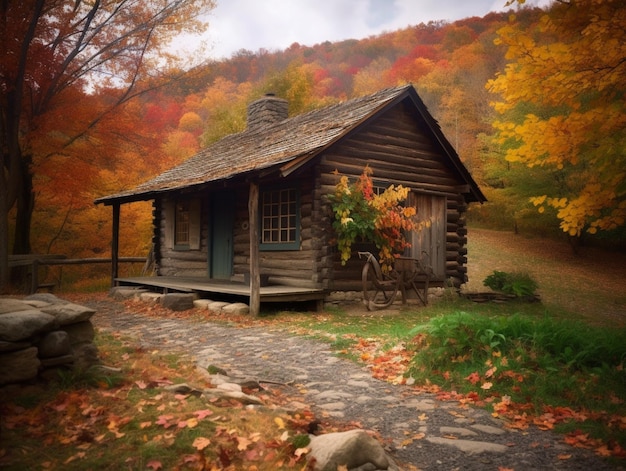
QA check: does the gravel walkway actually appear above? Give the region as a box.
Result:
[88,297,620,471]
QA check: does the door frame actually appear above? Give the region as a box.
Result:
[208,191,235,279]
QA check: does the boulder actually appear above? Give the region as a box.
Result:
[0,347,40,385]
[0,340,31,353]
[24,293,64,304]
[62,321,95,344]
[193,299,212,309]
[0,310,57,342]
[72,343,100,371]
[161,293,195,311]
[40,302,95,325]
[139,292,162,304]
[222,303,250,315]
[109,287,148,300]
[207,301,229,313]
[40,354,75,368]
[307,429,392,471]
[38,331,72,358]
[0,298,33,314]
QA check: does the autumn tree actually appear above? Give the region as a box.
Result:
[487,0,626,238]
[0,0,215,291]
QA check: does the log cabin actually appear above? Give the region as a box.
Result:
[95,84,486,314]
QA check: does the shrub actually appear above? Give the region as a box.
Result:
[483,270,538,297]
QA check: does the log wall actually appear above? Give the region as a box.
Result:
[316,102,471,290]
[231,174,321,289]
[156,195,209,277]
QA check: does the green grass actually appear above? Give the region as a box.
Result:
[283,296,626,459]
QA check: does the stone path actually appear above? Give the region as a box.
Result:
[89,299,618,471]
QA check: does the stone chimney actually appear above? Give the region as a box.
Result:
[246,93,288,131]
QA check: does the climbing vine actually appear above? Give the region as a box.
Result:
[328,167,419,270]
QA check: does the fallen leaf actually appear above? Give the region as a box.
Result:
[194,409,214,420]
[237,436,252,451]
[64,452,86,464]
[274,417,286,429]
[481,382,493,390]
[192,437,211,451]
[292,448,309,461]
[558,454,572,460]
[146,460,162,470]
[466,372,480,385]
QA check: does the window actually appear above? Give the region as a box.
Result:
[165,198,201,250]
[261,188,299,250]
[175,201,190,246]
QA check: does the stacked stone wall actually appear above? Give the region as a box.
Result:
[0,294,100,385]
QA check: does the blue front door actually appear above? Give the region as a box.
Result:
[210,192,235,279]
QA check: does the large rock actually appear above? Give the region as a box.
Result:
[0,310,57,342]
[40,302,95,325]
[307,429,393,471]
[62,321,95,344]
[161,293,195,311]
[0,298,33,314]
[38,330,72,358]
[0,340,31,353]
[222,303,250,315]
[0,347,40,385]
[109,287,148,300]
[72,343,100,371]
[24,293,64,304]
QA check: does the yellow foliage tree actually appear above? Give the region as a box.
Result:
[487,0,626,237]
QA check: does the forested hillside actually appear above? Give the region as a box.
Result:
[6,0,625,289]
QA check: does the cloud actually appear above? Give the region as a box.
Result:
[172,0,553,61]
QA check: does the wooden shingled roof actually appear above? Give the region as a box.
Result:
[96,84,485,204]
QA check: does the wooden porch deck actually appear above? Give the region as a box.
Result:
[115,276,326,305]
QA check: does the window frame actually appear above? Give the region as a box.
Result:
[165,197,201,251]
[259,186,300,251]
[174,200,191,249]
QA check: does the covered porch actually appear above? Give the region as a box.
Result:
[114,276,326,309]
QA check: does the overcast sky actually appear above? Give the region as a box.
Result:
[173,0,552,61]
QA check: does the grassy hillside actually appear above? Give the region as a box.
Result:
[465,227,626,327]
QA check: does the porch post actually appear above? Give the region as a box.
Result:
[111,203,120,287]
[248,182,260,316]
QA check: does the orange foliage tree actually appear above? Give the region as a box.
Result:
[0,0,215,291]
[487,0,626,237]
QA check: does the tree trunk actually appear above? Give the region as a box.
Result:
[10,154,34,287]
[0,183,9,294]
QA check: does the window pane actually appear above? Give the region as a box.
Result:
[261,188,298,244]
[175,201,190,245]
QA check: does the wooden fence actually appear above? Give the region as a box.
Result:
[8,255,146,294]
